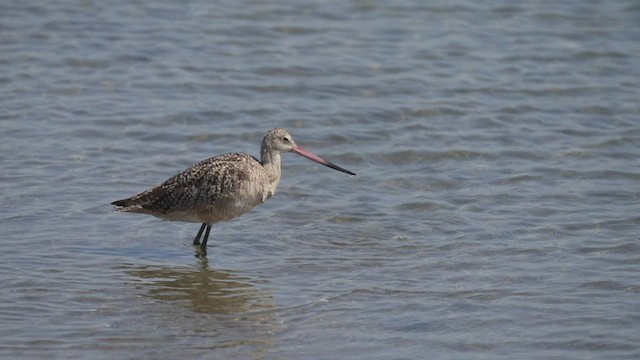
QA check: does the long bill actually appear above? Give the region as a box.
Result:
[293,145,356,176]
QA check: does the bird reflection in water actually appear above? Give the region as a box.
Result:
[120,259,277,357]
[118,258,280,359]
[123,259,273,314]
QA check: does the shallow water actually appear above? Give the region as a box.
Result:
[2,0,640,359]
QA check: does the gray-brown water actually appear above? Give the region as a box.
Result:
[2,1,639,359]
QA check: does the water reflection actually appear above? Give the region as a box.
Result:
[122,259,273,314]
[119,259,278,358]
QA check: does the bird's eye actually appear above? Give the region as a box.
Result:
[282,137,290,143]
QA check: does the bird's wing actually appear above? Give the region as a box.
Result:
[118,153,261,214]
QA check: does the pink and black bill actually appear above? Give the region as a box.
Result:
[292,145,356,176]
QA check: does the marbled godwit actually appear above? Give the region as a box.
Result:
[112,128,355,256]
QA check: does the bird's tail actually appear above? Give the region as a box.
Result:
[111,198,133,210]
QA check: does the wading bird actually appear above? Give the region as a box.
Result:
[112,128,355,256]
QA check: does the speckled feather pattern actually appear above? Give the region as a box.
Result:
[112,128,353,230]
[112,152,279,224]
[112,128,355,255]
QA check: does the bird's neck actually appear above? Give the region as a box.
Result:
[260,148,282,185]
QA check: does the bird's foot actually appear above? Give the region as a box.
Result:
[194,245,207,258]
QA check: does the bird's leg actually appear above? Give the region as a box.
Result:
[193,223,206,245]
[199,224,212,255]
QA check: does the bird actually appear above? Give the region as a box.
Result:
[112,128,355,256]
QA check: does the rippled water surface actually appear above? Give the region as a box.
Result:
[2,0,640,359]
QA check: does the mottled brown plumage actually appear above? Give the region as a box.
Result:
[112,128,355,256]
